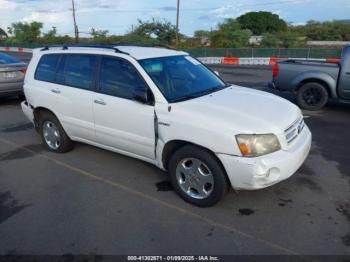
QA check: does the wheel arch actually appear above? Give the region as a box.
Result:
[295,77,335,98]
[161,139,231,186]
[33,107,59,130]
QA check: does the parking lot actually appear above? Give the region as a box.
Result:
[0,52,349,255]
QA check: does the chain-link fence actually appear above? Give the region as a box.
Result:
[183,48,342,59]
[0,42,343,59]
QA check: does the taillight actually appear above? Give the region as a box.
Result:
[20,68,27,75]
[272,63,279,78]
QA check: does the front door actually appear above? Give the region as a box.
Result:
[93,56,155,160]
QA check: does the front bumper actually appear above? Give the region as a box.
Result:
[217,126,312,190]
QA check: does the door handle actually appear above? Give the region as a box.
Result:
[346,72,350,75]
[51,88,61,94]
[94,99,106,106]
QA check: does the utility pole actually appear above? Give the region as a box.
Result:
[175,0,180,47]
[71,0,79,43]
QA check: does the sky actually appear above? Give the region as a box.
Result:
[0,0,350,37]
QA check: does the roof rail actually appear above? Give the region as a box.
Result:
[112,43,176,50]
[40,44,130,55]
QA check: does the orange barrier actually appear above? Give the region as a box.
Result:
[269,57,288,65]
[326,58,340,64]
[223,57,239,65]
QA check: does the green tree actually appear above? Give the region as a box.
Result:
[299,20,350,41]
[261,33,279,47]
[125,18,176,45]
[194,30,211,39]
[210,19,251,47]
[90,28,109,43]
[41,27,74,44]
[9,21,43,43]
[237,11,287,35]
[278,31,306,48]
[42,26,58,44]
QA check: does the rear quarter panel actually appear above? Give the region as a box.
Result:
[274,62,339,97]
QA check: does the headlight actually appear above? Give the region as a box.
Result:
[236,134,281,157]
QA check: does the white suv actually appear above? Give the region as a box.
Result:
[21,45,312,206]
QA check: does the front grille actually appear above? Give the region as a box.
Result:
[284,116,305,144]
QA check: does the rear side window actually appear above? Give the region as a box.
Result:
[35,54,60,82]
[56,54,96,90]
[99,56,147,99]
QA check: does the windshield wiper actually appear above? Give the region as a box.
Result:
[170,84,230,103]
[170,93,201,103]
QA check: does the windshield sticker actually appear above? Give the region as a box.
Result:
[185,56,201,65]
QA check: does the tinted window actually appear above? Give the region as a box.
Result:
[35,54,60,82]
[56,55,96,90]
[0,53,22,64]
[99,57,147,99]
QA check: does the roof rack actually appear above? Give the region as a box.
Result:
[40,44,130,55]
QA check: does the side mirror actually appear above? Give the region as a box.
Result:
[214,70,220,76]
[133,86,151,104]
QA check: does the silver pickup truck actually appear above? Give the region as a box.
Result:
[269,45,350,110]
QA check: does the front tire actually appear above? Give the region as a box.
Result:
[38,111,73,153]
[296,82,328,111]
[168,145,229,207]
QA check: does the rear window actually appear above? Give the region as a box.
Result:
[35,54,60,82]
[56,54,96,90]
[0,52,22,64]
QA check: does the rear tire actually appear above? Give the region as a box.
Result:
[38,111,73,153]
[168,145,229,207]
[296,82,328,111]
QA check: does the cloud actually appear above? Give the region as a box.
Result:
[22,11,69,24]
[0,0,18,11]
[159,6,177,11]
[1,0,349,37]
[198,4,248,20]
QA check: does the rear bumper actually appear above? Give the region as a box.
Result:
[21,101,34,123]
[0,81,23,96]
[217,126,312,190]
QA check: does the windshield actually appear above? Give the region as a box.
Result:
[0,52,22,64]
[139,55,227,102]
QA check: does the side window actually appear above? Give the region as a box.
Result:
[35,54,60,82]
[56,54,96,90]
[99,57,148,99]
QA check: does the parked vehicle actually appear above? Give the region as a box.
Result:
[269,45,350,110]
[0,52,27,97]
[22,45,312,206]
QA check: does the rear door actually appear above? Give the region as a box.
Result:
[93,55,155,160]
[338,48,350,99]
[29,54,61,111]
[53,54,97,141]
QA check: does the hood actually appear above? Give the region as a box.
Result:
[170,85,301,134]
